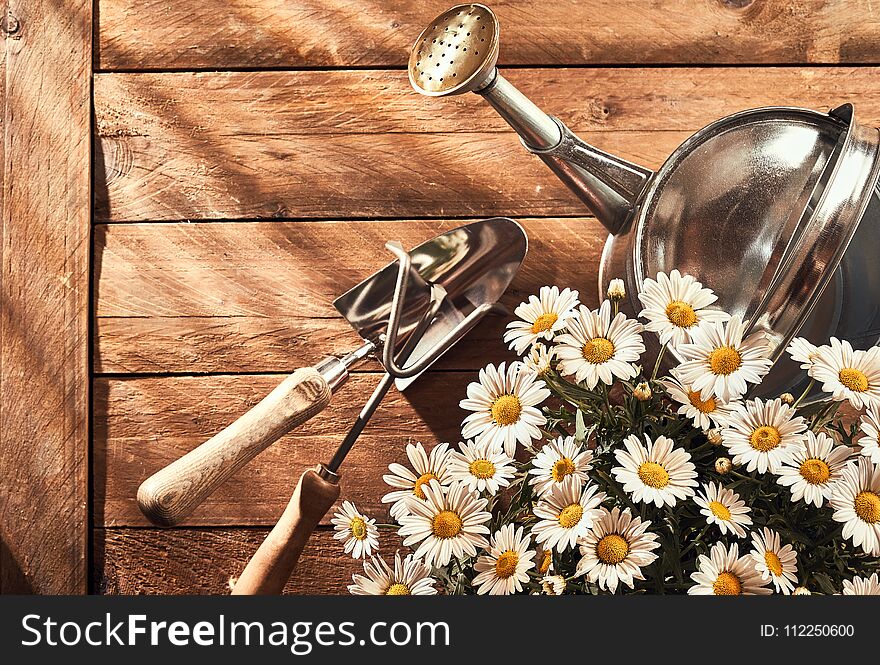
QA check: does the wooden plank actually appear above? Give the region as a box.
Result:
[96,0,880,71]
[95,527,401,595]
[93,67,880,222]
[0,0,91,594]
[94,372,476,526]
[93,218,604,374]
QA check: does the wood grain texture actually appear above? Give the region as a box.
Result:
[0,0,91,594]
[93,218,604,374]
[93,67,880,222]
[96,0,880,71]
[94,372,473,526]
[95,527,400,595]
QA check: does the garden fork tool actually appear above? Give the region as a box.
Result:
[137,218,528,527]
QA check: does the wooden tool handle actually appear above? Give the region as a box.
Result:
[137,367,333,526]
[231,468,341,595]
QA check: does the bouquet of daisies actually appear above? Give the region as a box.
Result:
[332,272,880,596]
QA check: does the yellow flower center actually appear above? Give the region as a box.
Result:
[637,461,670,489]
[385,583,410,595]
[538,548,552,574]
[582,337,615,364]
[494,550,520,579]
[799,458,831,485]
[551,457,576,482]
[491,394,522,426]
[854,490,880,524]
[468,458,496,479]
[749,426,782,452]
[558,503,584,529]
[349,516,368,540]
[709,346,742,375]
[596,534,630,565]
[688,390,717,414]
[531,312,559,334]
[764,551,784,577]
[665,300,697,328]
[713,571,743,595]
[708,500,731,521]
[431,509,463,538]
[412,472,437,500]
[839,368,869,392]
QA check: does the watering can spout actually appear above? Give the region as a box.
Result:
[407,4,652,235]
[477,72,653,234]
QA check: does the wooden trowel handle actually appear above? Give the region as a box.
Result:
[232,468,341,595]
[137,367,333,526]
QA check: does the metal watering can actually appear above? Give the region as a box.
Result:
[408,3,880,397]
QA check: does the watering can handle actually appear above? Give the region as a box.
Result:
[231,467,340,595]
[137,367,334,527]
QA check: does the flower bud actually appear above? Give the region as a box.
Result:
[780,392,795,405]
[541,575,566,595]
[607,278,626,302]
[715,457,732,475]
[706,428,723,446]
[633,381,652,401]
[793,586,811,596]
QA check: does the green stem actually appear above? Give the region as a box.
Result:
[651,343,668,382]
[793,378,815,409]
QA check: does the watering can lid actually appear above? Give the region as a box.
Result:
[634,103,880,365]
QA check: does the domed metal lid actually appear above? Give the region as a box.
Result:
[633,104,880,393]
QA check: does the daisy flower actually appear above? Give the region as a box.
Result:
[554,300,645,390]
[611,434,698,508]
[777,431,851,508]
[523,343,555,377]
[397,480,491,567]
[532,475,606,553]
[637,270,730,347]
[348,551,437,595]
[721,398,807,474]
[841,573,880,595]
[786,337,820,373]
[676,315,773,402]
[528,435,593,497]
[830,457,880,556]
[471,524,536,595]
[857,403,880,465]
[688,541,772,595]
[810,337,880,409]
[447,439,515,496]
[381,442,453,521]
[503,286,579,355]
[660,371,737,431]
[749,528,798,595]
[694,482,752,538]
[575,506,660,593]
[459,361,551,458]
[331,501,379,559]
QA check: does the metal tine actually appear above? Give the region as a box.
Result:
[381,241,493,379]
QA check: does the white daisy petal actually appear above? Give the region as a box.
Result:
[611,434,698,508]
[348,550,437,595]
[381,442,453,521]
[841,573,880,595]
[688,541,772,595]
[721,398,807,474]
[532,475,606,553]
[777,431,852,507]
[830,457,880,556]
[447,440,516,496]
[528,435,594,497]
[503,286,580,355]
[458,361,550,458]
[637,270,730,348]
[331,500,380,560]
[576,506,660,593]
[472,524,537,595]
[810,338,880,409]
[750,527,799,595]
[694,482,752,538]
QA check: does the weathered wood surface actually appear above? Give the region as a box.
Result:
[97,0,880,71]
[0,0,91,594]
[93,218,604,374]
[95,528,401,595]
[93,67,880,222]
[95,372,473,526]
